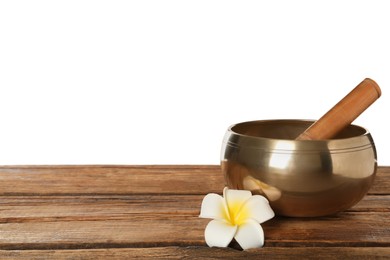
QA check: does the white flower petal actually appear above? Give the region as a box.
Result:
[199,193,228,220]
[204,219,237,248]
[224,187,252,212]
[234,219,264,250]
[243,195,275,224]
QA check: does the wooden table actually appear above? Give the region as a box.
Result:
[0,165,389,259]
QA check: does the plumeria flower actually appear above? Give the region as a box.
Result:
[199,187,275,250]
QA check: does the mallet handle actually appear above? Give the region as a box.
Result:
[296,78,381,140]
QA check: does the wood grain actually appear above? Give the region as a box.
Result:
[0,165,224,195]
[0,194,387,221]
[1,247,390,260]
[0,165,387,195]
[0,195,389,249]
[0,165,389,259]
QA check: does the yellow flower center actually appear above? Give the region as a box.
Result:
[226,201,249,226]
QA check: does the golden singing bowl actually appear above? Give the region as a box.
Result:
[221,119,377,217]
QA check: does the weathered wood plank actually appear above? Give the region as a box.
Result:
[370,166,390,195]
[349,195,390,212]
[0,195,388,222]
[264,212,390,247]
[0,165,389,256]
[0,165,224,195]
[1,202,389,249]
[0,195,200,222]
[0,165,388,195]
[1,247,390,260]
[0,218,206,250]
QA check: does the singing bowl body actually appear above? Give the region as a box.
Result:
[221,119,377,217]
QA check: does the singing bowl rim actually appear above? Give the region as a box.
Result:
[224,119,375,152]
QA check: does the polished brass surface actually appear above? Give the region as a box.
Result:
[221,119,377,217]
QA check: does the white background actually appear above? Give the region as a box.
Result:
[0,0,389,165]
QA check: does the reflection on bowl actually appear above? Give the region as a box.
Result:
[221,119,377,217]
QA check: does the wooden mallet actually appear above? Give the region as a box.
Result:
[296,78,381,140]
